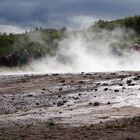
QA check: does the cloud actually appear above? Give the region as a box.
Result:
[67,16,98,29]
[0,25,26,34]
[0,0,139,29]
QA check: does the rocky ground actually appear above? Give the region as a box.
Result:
[0,71,140,139]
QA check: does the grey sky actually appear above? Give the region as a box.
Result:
[0,0,140,29]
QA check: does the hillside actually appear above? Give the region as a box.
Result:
[92,15,140,34]
[0,16,140,67]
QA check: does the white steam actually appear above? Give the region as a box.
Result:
[0,25,26,34]
[28,27,140,73]
[0,25,140,74]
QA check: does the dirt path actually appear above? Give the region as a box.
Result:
[0,71,140,139]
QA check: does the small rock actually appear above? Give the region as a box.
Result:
[107,102,111,105]
[58,95,62,98]
[129,83,135,86]
[61,79,65,83]
[102,83,109,86]
[104,88,108,91]
[57,102,64,107]
[81,72,84,75]
[133,76,140,81]
[114,89,119,92]
[127,80,132,85]
[36,102,39,105]
[122,87,126,90]
[94,102,100,106]
[119,84,123,86]
[79,81,84,84]
[63,100,67,103]
[94,89,98,92]
[59,87,63,91]
[73,97,79,100]
[27,94,33,97]
[89,103,92,105]
[52,74,59,76]
[96,83,100,86]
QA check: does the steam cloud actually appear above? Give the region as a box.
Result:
[0,24,140,75]
[28,27,140,73]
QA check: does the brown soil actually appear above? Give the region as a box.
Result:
[0,71,140,139]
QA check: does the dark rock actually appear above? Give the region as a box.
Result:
[73,97,79,100]
[122,87,126,90]
[57,102,64,107]
[93,102,100,106]
[114,89,119,92]
[119,84,123,86]
[102,83,109,86]
[27,94,33,97]
[61,79,65,83]
[78,93,81,96]
[81,72,84,75]
[36,102,39,105]
[107,102,111,105]
[52,74,59,76]
[79,81,84,84]
[58,95,62,98]
[63,100,67,103]
[94,89,98,92]
[96,83,100,86]
[89,103,92,105]
[105,77,110,80]
[129,83,135,86]
[104,88,108,91]
[59,87,63,91]
[133,76,140,81]
[111,73,116,75]
[42,88,46,91]
[127,80,132,85]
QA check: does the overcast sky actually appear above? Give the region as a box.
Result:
[0,0,140,33]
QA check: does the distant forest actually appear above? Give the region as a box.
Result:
[0,15,140,66]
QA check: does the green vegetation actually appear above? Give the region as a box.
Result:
[0,28,66,57]
[89,15,140,49]
[0,15,140,66]
[92,15,140,35]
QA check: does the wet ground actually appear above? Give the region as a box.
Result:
[0,71,140,139]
